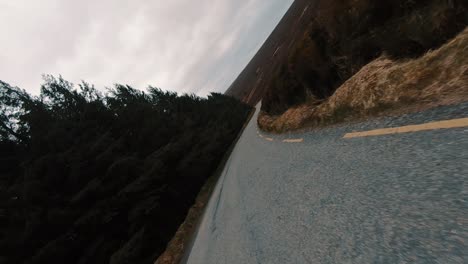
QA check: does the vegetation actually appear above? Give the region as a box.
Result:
[0,76,251,264]
[258,27,468,132]
[261,0,468,115]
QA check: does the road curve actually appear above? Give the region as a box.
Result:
[184,102,468,264]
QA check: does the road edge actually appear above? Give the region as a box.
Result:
[154,106,256,264]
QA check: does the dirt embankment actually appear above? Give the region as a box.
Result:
[257,0,468,132]
[259,28,468,132]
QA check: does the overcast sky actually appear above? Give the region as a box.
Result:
[0,0,293,96]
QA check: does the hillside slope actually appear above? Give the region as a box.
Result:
[225,0,313,105]
[226,0,468,132]
[259,27,468,131]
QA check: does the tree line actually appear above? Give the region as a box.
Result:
[0,76,252,264]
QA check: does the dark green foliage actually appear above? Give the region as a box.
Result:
[0,76,251,264]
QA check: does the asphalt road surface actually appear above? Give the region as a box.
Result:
[184,103,468,264]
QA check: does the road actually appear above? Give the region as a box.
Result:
[184,102,468,264]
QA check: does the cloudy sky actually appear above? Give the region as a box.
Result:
[0,0,293,96]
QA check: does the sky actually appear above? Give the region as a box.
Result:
[0,0,293,96]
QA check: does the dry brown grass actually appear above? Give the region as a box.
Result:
[259,27,468,132]
[262,0,467,115]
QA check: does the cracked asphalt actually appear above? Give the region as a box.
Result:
[184,102,468,264]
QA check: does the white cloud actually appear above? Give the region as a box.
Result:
[0,0,293,96]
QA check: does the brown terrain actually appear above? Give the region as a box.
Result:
[259,27,468,131]
[227,0,468,132]
[225,0,315,106]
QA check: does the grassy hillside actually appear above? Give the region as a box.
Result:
[261,0,468,116]
[0,76,251,264]
[259,27,468,131]
[225,0,313,105]
[225,0,467,132]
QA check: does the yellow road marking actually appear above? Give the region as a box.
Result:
[257,130,303,143]
[283,138,304,143]
[343,117,468,138]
